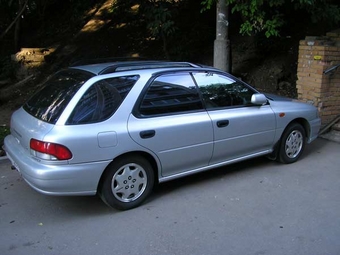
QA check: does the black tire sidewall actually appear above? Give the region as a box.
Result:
[279,123,306,164]
[100,156,154,210]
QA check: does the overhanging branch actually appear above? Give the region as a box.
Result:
[0,0,28,41]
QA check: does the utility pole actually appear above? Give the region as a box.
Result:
[213,0,230,72]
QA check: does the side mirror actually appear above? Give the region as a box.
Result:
[251,93,268,105]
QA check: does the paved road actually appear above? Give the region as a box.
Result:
[1,138,340,255]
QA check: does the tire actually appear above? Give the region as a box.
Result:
[278,123,306,164]
[99,155,154,210]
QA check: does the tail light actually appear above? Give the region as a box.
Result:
[30,139,72,160]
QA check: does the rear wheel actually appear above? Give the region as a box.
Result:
[99,155,154,210]
[278,123,306,164]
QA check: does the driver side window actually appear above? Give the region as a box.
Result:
[193,72,255,109]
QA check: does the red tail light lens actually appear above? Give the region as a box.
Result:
[30,139,72,160]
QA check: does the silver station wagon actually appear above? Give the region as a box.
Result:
[4,60,321,210]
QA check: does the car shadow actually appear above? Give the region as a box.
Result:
[147,138,329,205]
[148,156,273,203]
[44,157,270,215]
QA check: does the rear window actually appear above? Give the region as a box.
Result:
[66,75,139,124]
[23,69,93,124]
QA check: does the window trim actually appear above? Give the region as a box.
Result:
[132,69,263,118]
[193,71,261,110]
[133,71,205,118]
[63,75,140,125]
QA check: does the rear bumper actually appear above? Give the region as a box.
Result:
[4,134,110,196]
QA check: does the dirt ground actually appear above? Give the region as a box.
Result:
[0,110,11,128]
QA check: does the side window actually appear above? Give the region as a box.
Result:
[193,72,255,109]
[67,75,139,124]
[139,73,203,116]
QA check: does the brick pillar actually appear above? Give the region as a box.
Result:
[297,29,340,126]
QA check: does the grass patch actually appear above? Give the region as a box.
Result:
[0,125,10,152]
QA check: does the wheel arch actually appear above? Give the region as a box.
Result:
[276,118,308,164]
[97,151,159,192]
[287,118,310,139]
[270,118,310,160]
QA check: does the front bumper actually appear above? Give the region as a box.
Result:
[4,134,111,196]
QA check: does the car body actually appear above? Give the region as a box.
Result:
[4,60,321,210]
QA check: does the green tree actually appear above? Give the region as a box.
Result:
[140,0,178,59]
[202,0,340,71]
[202,0,340,38]
[113,0,179,59]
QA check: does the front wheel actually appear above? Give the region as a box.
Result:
[99,155,154,210]
[278,123,306,164]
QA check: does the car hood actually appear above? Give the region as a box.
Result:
[266,93,319,122]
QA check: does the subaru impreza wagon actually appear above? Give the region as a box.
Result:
[4,60,321,210]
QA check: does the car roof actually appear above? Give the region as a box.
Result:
[70,60,203,75]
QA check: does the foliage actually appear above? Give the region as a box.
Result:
[112,0,181,58]
[201,0,340,37]
[141,0,178,38]
[307,1,340,25]
[140,0,179,58]
[111,0,215,60]
[0,125,10,148]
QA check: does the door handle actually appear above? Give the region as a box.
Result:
[217,120,229,128]
[140,130,156,139]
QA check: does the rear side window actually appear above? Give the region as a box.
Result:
[139,73,203,116]
[23,70,93,124]
[66,75,139,124]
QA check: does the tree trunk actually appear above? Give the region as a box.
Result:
[213,1,230,72]
[0,0,27,48]
[14,0,24,52]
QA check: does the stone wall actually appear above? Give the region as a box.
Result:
[297,29,340,126]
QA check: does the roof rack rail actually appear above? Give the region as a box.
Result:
[99,61,200,74]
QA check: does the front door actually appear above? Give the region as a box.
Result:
[193,72,276,164]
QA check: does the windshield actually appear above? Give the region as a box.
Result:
[23,69,93,124]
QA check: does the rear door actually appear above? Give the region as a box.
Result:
[193,72,276,164]
[128,72,214,177]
